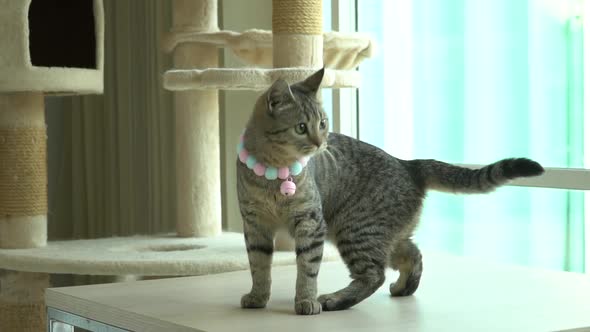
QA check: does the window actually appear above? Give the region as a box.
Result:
[333,0,589,272]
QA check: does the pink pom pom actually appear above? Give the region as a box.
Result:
[299,156,309,167]
[280,179,297,196]
[239,134,245,142]
[278,167,290,180]
[239,150,249,163]
[253,163,266,176]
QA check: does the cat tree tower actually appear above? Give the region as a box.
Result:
[0,0,373,330]
[0,1,104,331]
[0,0,104,250]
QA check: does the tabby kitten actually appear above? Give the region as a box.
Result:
[236,68,544,315]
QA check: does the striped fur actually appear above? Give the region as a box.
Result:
[237,69,544,315]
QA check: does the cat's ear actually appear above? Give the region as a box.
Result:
[295,67,325,95]
[267,79,294,115]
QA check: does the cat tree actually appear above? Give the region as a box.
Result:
[0,0,373,330]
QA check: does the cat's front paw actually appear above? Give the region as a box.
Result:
[294,299,322,315]
[241,292,269,309]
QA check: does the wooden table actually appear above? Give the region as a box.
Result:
[45,253,590,332]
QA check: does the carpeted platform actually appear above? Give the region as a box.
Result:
[0,232,340,276]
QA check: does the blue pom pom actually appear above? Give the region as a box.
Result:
[236,141,244,154]
[265,167,278,180]
[246,156,257,169]
[290,161,303,176]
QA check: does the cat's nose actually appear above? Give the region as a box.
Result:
[310,137,322,148]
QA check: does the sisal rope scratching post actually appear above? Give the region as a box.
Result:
[272,0,323,251]
[0,93,47,249]
[0,270,49,332]
[172,0,222,237]
[272,0,323,68]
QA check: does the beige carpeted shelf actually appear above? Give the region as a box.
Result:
[0,232,340,276]
[163,67,361,91]
[161,29,375,70]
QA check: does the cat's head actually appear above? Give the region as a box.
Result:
[248,68,328,166]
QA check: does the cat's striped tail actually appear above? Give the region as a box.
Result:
[407,158,544,194]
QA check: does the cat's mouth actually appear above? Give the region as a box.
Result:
[302,146,316,154]
[301,143,327,155]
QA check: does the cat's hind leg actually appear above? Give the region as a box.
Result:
[318,234,387,311]
[389,239,423,297]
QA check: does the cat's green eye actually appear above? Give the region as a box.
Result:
[295,123,307,135]
[319,119,327,130]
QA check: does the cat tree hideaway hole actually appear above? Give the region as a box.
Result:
[28,0,97,69]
